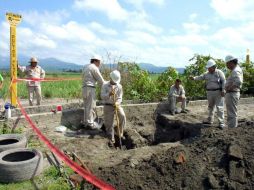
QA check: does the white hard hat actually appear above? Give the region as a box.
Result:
[206,59,216,69]
[29,57,38,63]
[91,54,102,61]
[225,55,237,63]
[110,70,121,84]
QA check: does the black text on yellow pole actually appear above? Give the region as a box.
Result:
[6,13,22,106]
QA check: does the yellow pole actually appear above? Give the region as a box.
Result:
[6,13,22,107]
[246,49,250,64]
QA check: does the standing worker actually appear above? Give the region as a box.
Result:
[82,55,105,129]
[168,79,187,115]
[18,57,45,106]
[224,55,243,128]
[190,59,226,128]
[101,70,126,145]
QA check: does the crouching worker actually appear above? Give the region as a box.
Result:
[101,70,126,145]
[168,79,187,115]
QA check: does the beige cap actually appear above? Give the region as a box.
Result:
[29,57,39,63]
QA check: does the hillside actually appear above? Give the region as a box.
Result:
[0,56,184,73]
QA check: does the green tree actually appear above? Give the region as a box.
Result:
[241,61,254,94]
[118,62,158,102]
[156,67,179,98]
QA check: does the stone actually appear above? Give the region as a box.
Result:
[174,151,187,164]
[229,161,246,183]
[207,174,219,189]
[228,144,243,160]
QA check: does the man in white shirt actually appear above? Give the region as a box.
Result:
[168,79,187,115]
[224,55,243,128]
[101,70,126,145]
[18,57,45,106]
[190,59,226,128]
[82,55,105,129]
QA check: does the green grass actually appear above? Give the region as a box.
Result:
[149,73,160,80]
[0,72,82,100]
[0,166,73,190]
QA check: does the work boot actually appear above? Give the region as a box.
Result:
[219,123,225,129]
[169,111,175,116]
[202,120,213,125]
[108,139,115,148]
[181,110,188,114]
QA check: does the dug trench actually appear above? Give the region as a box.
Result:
[23,101,254,189]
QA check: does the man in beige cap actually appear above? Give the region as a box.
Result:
[18,57,45,106]
[190,59,226,128]
[224,55,243,128]
[101,70,126,145]
[82,55,105,129]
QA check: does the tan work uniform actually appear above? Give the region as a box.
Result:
[82,64,104,127]
[19,65,45,106]
[101,81,126,141]
[225,65,243,128]
[194,69,226,125]
[168,85,186,113]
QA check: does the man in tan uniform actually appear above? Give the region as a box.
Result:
[82,55,105,129]
[101,70,126,144]
[190,59,226,128]
[225,55,243,128]
[168,79,187,115]
[18,57,45,106]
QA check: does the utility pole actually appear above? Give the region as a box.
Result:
[246,49,250,64]
[6,12,22,106]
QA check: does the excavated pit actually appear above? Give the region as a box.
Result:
[120,113,202,150]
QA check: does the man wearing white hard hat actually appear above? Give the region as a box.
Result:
[101,70,126,145]
[190,59,226,128]
[82,55,105,129]
[18,57,45,106]
[224,55,243,128]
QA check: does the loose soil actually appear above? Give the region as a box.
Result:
[31,103,254,190]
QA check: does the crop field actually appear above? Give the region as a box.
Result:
[0,73,82,100]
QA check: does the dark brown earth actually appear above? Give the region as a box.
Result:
[31,103,254,190]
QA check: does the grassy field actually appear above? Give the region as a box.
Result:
[0,72,160,101]
[0,72,82,100]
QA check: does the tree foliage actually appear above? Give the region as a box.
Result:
[118,62,158,102]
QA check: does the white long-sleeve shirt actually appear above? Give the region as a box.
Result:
[194,69,226,91]
[18,65,45,87]
[168,85,185,98]
[101,81,123,105]
[225,65,243,92]
[82,64,104,88]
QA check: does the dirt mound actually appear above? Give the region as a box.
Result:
[84,120,254,190]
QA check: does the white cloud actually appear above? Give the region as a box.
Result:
[89,22,118,36]
[189,13,198,21]
[161,34,208,46]
[125,31,157,45]
[183,22,209,34]
[127,11,163,34]
[22,10,69,26]
[73,0,128,21]
[210,0,254,21]
[126,0,165,9]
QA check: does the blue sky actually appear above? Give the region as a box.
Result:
[0,0,253,67]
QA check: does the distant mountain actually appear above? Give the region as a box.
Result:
[0,56,184,74]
